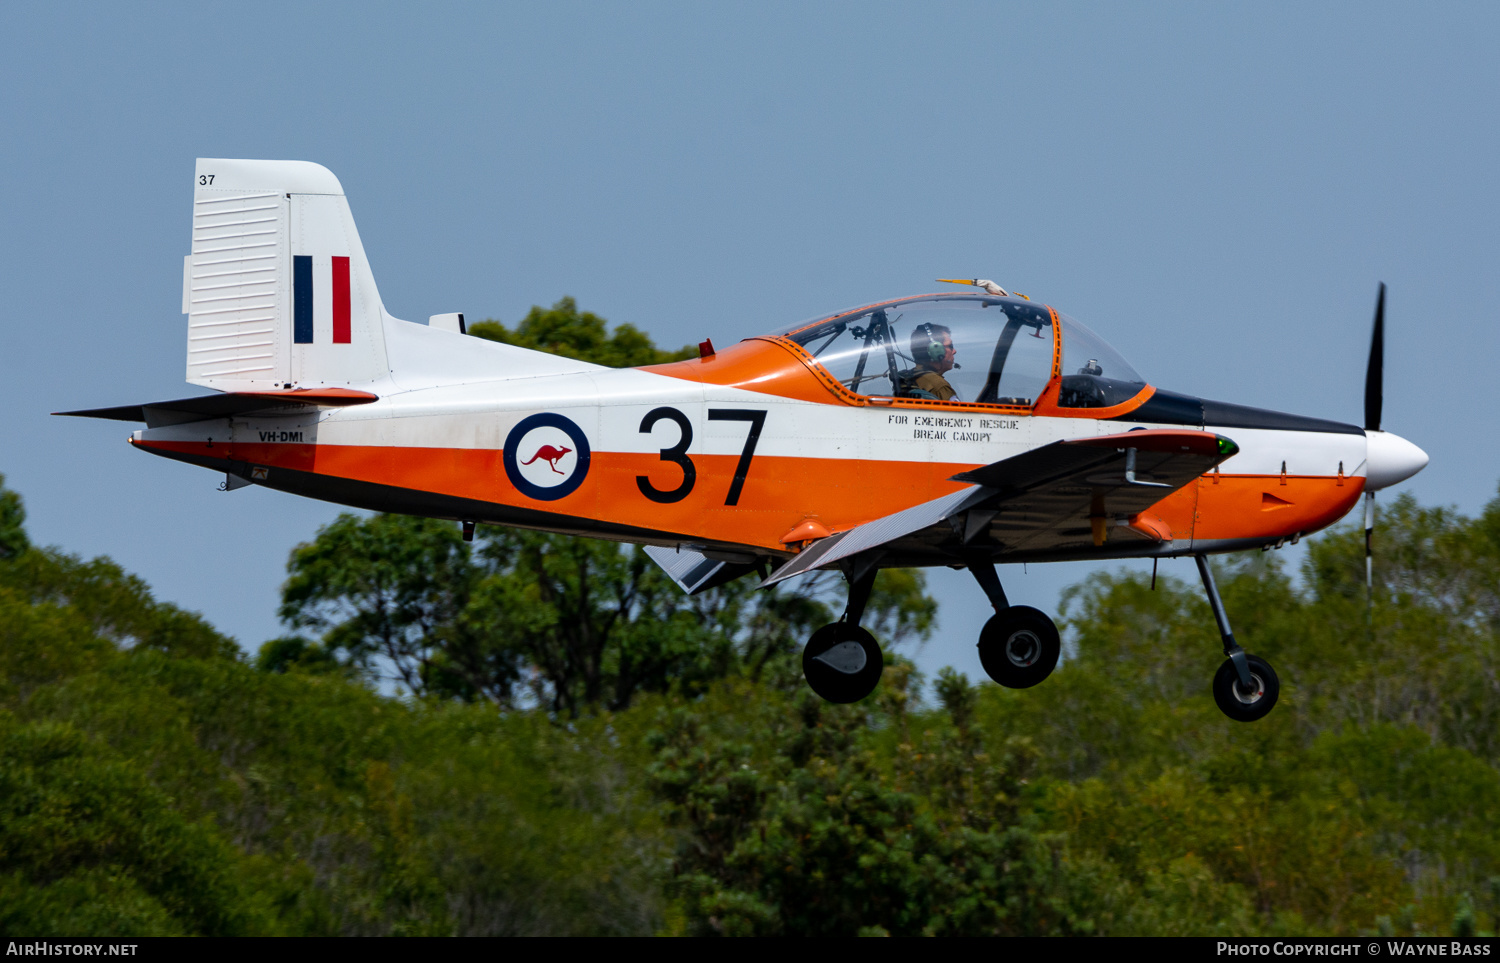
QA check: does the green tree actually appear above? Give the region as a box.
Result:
[468,529,933,714]
[0,549,239,662]
[0,715,256,936]
[278,514,932,714]
[278,512,499,698]
[645,670,1101,936]
[0,475,238,673]
[950,487,1500,935]
[0,473,672,935]
[467,296,697,366]
[0,471,28,560]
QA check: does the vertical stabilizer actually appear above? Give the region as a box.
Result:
[185,159,390,391]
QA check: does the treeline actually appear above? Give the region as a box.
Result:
[2,299,1497,935]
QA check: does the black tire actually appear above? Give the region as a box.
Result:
[1212,654,1280,722]
[802,622,883,704]
[977,605,1061,689]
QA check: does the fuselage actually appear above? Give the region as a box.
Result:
[132,328,1384,566]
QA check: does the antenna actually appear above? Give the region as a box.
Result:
[937,278,1009,296]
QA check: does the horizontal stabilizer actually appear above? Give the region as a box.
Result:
[55,388,377,428]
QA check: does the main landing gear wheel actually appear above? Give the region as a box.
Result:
[802,622,884,704]
[977,605,1061,689]
[1212,654,1280,722]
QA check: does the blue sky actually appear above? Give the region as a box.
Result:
[3,2,1496,683]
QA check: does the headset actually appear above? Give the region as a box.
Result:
[918,323,947,363]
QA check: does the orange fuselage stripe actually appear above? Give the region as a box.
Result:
[138,438,1365,552]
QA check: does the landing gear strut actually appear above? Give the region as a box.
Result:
[802,568,884,703]
[970,561,1060,689]
[1195,555,1279,722]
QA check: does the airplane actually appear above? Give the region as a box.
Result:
[60,158,1429,722]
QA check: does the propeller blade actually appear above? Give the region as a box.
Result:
[1365,490,1376,627]
[1365,283,1385,432]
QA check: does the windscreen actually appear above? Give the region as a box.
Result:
[1056,311,1146,408]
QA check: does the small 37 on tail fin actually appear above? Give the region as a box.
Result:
[185,159,391,392]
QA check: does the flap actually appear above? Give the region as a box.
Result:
[643,545,757,595]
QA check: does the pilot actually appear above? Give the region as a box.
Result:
[904,323,959,401]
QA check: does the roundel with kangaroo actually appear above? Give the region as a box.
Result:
[503,412,592,501]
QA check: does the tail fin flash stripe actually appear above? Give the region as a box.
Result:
[293,255,314,344]
[292,254,352,345]
[332,256,351,343]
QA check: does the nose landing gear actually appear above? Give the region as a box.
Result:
[1195,554,1280,722]
[801,568,884,703]
[1212,653,1279,721]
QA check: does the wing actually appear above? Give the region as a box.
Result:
[761,428,1237,586]
[55,388,379,428]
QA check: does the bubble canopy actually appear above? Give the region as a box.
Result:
[769,295,1146,409]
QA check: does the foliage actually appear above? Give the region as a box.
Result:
[0,471,28,560]
[466,295,697,367]
[0,542,238,663]
[645,669,1099,936]
[0,714,258,936]
[278,514,932,714]
[278,512,493,697]
[14,646,672,936]
[965,492,1500,935]
[254,635,343,676]
[0,475,674,935]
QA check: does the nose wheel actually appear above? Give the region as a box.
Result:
[977,605,1061,688]
[1212,653,1279,722]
